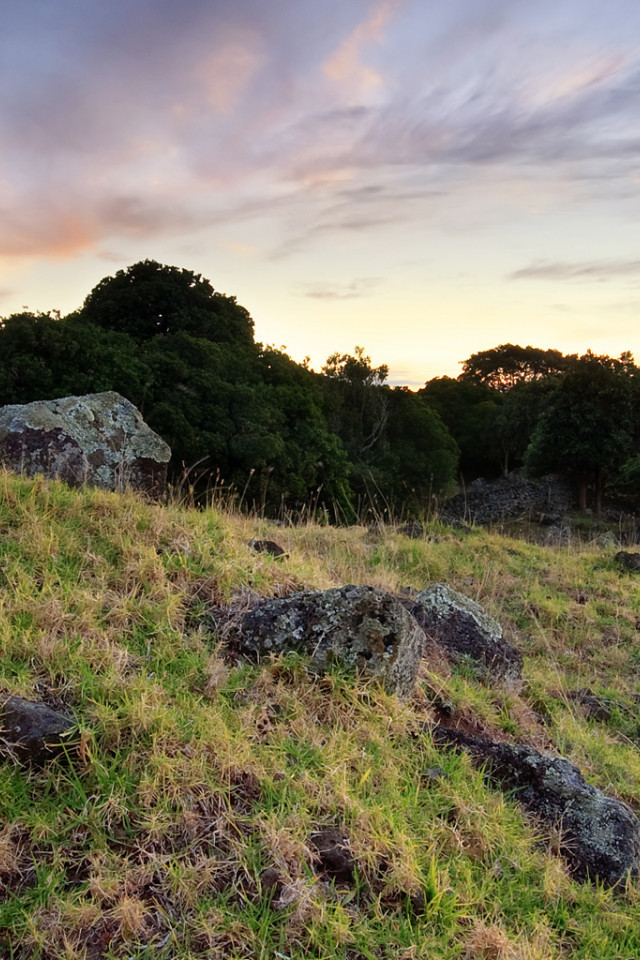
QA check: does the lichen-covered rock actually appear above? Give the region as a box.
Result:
[0,392,171,496]
[404,584,522,683]
[434,726,640,885]
[239,585,425,697]
[0,695,77,762]
[615,551,640,572]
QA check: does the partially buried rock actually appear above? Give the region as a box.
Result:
[309,828,354,882]
[239,585,425,697]
[404,583,522,683]
[399,520,424,540]
[0,392,171,497]
[615,551,640,572]
[433,726,640,885]
[248,538,286,557]
[0,695,77,762]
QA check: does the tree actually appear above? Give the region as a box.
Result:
[420,377,502,478]
[79,260,255,345]
[459,344,574,392]
[524,354,634,513]
[321,346,389,461]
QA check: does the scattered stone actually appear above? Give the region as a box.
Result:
[398,520,424,539]
[421,766,448,784]
[0,695,77,762]
[247,539,286,557]
[566,689,614,722]
[615,551,640,572]
[404,584,522,684]
[260,867,284,899]
[433,726,640,885]
[309,828,354,882]
[544,522,574,546]
[0,392,171,496]
[239,585,426,697]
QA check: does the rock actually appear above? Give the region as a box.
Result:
[248,539,286,557]
[398,520,424,539]
[545,524,573,546]
[0,695,77,762]
[615,551,640,572]
[404,584,522,683]
[309,828,354,882]
[433,726,640,885]
[441,474,575,527]
[0,392,171,496]
[239,585,426,697]
[566,689,614,722]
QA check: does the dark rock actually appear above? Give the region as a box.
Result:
[421,766,448,784]
[309,828,354,882]
[441,474,574,527]
[404,583,522,683]
[398,521,424,539]
[0,392,170,497]
[239,585,425,697]
[566,689,614,722]
[248,539,286,557]
[260,867,284,899]
[615,551,640,572]
[433,726,640,885]
[0,695,77,761]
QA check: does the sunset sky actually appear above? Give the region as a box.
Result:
[2,0,640,386]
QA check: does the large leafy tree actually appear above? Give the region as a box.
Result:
[460,343,574,392]
[420,376,502,478]
[524,353,634,512]
[79,259,255,345]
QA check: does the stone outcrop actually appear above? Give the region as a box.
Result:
[434,726,640,885]
[238,585,425,697]
[404,584,523,683]
[442,474,574,527]
[0,695,77,762]
[0,392,171,496]
[615,551,640,572]
[248,539,286,557]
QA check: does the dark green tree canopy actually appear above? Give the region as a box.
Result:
[80,260,255,345]
[524,353,634,512]
[460,343,574,392]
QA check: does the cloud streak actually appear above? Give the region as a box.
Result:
[299,277,384,300]
[510,259,640,282]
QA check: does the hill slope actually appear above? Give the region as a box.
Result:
[1,471,640,959]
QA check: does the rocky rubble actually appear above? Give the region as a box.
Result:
[441,473,574,526]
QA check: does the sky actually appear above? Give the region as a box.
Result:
[2,0,640,387]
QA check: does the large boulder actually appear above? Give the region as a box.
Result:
[434,726,640,885]
[0,695,77,762]
[238,585,426,697]
[0,392,171,496]
[404,584,522,683]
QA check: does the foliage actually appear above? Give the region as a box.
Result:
[79,259,255,345]
[460,343,574,391]
[524,353,634,511]
[420,377,502,478]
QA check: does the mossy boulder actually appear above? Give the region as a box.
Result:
[239,585,425,697]
[434,726,640,885]
[405,583,522,683]
[0,392,170,496]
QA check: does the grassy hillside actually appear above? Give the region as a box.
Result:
[1,470,640,959]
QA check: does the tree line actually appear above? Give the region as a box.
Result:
[0,261,638,517]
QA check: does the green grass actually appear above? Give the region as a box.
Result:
[1,470,640,958]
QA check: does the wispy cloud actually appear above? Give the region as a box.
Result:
[298,277,383,299]
[510,259,640,282]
